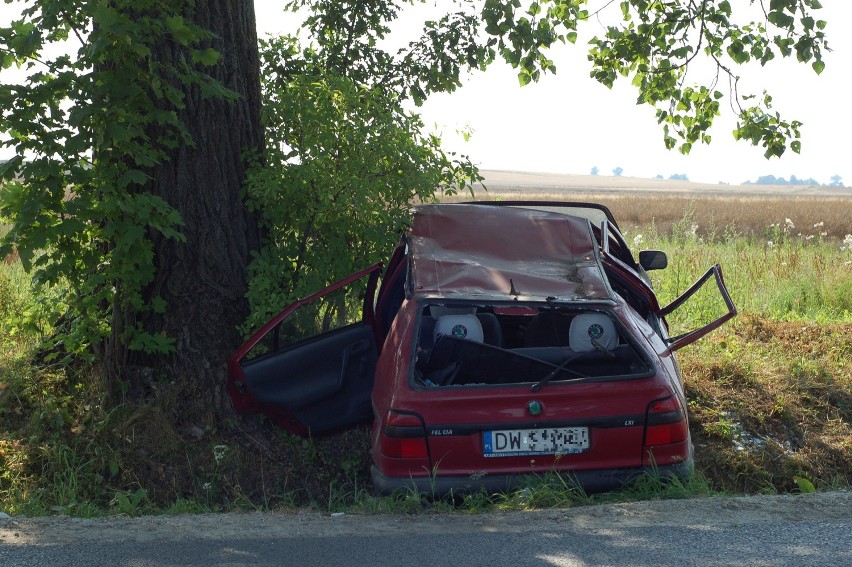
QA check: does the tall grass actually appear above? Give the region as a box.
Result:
[623,207,851,494]
[632,210,852,324]
[459,192,852,242]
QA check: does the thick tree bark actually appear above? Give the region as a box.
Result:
[136,0,263,426]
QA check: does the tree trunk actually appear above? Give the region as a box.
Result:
[135,0,263,427]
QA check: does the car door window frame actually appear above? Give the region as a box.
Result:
[228,263,382,415]
[659,264,737,351]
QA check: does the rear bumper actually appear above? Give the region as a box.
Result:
[371,459,694,497]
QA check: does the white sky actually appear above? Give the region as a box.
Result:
[2,2,848,186]
[257,1,850,186]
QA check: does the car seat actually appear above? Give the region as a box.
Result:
[569,312,618,352]
[433,314,484,343]
[476,313,503,347]
[524,311,572,347]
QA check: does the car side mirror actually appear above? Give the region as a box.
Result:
[639,250,668,271]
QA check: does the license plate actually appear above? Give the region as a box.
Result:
[483,427,589,457]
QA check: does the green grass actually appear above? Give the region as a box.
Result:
[342,469,719,515]
[632,221,852,324]
[2,213,850,515]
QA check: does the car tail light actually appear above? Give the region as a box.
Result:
[644,396,688,447]
[380,410,428,459]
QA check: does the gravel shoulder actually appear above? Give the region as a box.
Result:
[2,491,850,545]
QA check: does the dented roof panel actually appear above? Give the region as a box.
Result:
[408,204,612,301]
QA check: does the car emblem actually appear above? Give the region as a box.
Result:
[451,324,468,338]
[527,400,543,416]
[587,323,604,339]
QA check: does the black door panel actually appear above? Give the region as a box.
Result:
[242,323,377,434]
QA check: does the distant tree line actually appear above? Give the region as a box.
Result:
[744,174,844,186]
[591,167,846,187]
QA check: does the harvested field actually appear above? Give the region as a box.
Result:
[450,170,852,241]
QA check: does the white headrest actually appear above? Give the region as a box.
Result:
[569,313,618,352]
[433,314,484,343]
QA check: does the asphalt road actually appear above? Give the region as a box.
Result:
[2,492,850,566]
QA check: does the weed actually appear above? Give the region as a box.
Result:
[793,476,816,494]
[110,487,150,516]
[160,498,208,515]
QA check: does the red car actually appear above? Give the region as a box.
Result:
[228,202,736,495]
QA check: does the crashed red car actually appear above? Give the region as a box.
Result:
[228,202,736,495]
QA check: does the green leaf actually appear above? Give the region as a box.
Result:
[811,59,825,75]
[192,48,220,66]
[0,155,23,180]
[118,169,150,188]
[91,3,118,29]
[166,16,196,45]
[150,296,168,314]
[794,476,816,493]
[768,11,795,28]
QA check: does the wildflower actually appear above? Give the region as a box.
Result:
[820,232,828,238]
[767,240,775,249]
[813,222,824,228]
[842,234,852,251]
[633,234,643,246]
[805,235,814,241]
[213,444,228,465]
[785,218,795,230]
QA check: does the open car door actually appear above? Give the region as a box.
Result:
[660,264,737,351]
[227,264,382,436]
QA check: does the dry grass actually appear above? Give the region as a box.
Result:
[681,315,851,493]
[448,191,852,241]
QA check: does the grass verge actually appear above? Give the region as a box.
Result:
[2,196,851,515]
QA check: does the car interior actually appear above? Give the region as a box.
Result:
[414,304,654,388]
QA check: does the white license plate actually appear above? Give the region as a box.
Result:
[483,427,589,457]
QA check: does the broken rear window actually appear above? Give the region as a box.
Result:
[413,304,654,388]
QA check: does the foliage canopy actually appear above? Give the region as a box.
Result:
[243,31,481,330]
[0,0,831,366]
[0,0,228,360]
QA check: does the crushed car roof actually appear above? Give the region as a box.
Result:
[408,204,613,301]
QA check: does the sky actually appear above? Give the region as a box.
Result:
[256,1,850,186]
[1,2,848,186]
